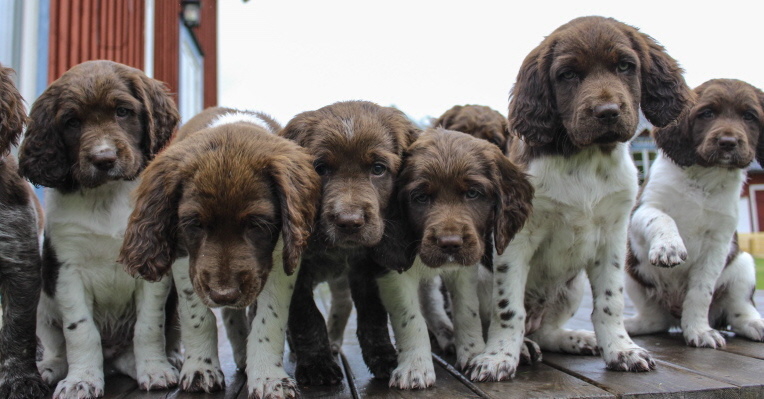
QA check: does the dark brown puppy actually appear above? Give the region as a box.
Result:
[281,100,418,385]
[0,65,48,399]
[432,104,509,153]
[119,107,321,398]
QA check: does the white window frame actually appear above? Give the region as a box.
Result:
[178,24,203,124]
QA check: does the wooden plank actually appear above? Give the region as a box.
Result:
[542,352,740,399]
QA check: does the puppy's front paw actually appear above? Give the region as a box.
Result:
[137,358,179,390]
[649,239,687,267]
[53,376,104,399]
[466,351,518,382]
[603,347,656,372]
[37,358,67,385]
[0,371,49,399]
[179,360,225,393]
[684,327,726,348]
[248,377,298,399]
[363,344,398,380]
[520,337,542,364]
[388,355,435,389]
[295,355,343,386]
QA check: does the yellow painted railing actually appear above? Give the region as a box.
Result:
[739,233,764,257]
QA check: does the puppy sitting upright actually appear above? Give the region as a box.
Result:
[280,100,418,385]
[119,107,321,399]
[467,16,692,381]
[18,60,180,399]
[626,79,764,347]
[0,65,48,399]
[373,128,533,389]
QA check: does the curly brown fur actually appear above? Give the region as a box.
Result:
[433,105,509,154]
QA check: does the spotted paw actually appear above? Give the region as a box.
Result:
[53,376,104,399]
[0,371,50,399]
[466,351,518,382]
[137,358,179,390]
[684,327,726,348]
[561,330,599,355]
[247,376,298,399]
[179,362,225,393]
[649,238,687,268]
[388,356,436,390]
[520,337,542,364]
[604,347,656,371]
[37,358,67,385]
[295,355,343,386]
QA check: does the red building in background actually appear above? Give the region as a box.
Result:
[1,0,219,123]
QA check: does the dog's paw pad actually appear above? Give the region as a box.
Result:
[605,347,656,372]
[53,377,104,399]
[388,359,436,390]
[179,365,225,393]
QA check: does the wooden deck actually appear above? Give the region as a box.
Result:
[60,287,764,399]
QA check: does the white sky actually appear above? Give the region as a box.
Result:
[217,0,764,127]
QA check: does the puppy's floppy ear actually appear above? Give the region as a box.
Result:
[0,66,26,156]
[117,151,185,281]
[652,103,696,167]
[627,28,692,128]
[369,183,417,273]
[126,71,180,157]
[756,89,764,165]
[492,148,534,254]
[508,44,561,146]
[270,149,322,276]
[18,86,74,191]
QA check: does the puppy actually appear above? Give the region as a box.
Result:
[0,65,48,399]
[372,127,533,389]
[467,16,692,381]
[280,100,418,385]
[626,79,764,347]
[18,60,180,399]
[432,104,509,153]
[118,107,321,399]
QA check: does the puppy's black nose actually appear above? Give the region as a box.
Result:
[594,103,620,124]
[718,136,738,151]
[437,235,463,253]
[90,149,117,171]
[334,212,365,231]
[209,287,240,305]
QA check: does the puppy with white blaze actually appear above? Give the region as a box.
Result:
[371,128,533,389]
[626,79,764,348]
[17,60,180,399]
[467,16,692,381]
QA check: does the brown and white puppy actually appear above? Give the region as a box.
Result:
[119,107,321,399]
[280,100,418,385]
[0,65,48,399]
[468,16,692,381]
[626,79,764,347]
[432,104,509,153]
[18,60,179,399]
[370,128,532,389]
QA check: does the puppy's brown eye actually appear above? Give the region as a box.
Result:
[616,61,633,72]
[412,193,429,204]
[65,118,80,129]
[561,70,577,80]
[314,163,329,176]
[743,111,757,121]
[465,188,482,199]
[371,163,387,176]
[698,109,715,119]
[115,107,130,117]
